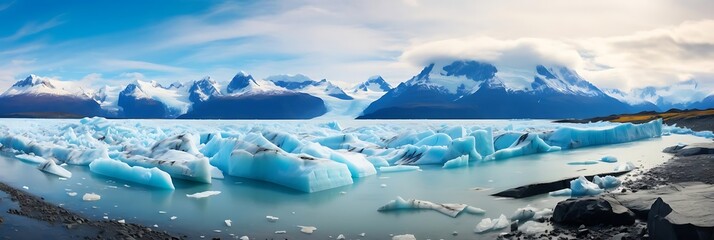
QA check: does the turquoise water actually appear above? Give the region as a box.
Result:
[0,127,707,239]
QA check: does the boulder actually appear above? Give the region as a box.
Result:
[552,196,635,226]
[663,143,714,157]
[648,197,714,240]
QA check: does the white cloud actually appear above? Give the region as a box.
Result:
[99,59,187,73]
[2,15,65,41]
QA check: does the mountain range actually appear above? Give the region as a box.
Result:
[1,60,712,119]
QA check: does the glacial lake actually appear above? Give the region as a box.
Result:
[0,119,709,239]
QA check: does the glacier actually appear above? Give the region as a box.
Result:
[0,118,664,193]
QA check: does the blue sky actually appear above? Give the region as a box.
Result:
[1,0,713,92]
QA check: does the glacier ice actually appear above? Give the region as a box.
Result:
[442,155,469,169]
[89,158,175,189]
[82,193,101,201]
[379,165,420,173]
[614,162,636,172]
[544,119,662,149]
[474,214,510,233]
[392,234,416,240]
[485,133,560,161]
[37,159,72,178]
[569,176,604,196]
[600,156,618,163]
[593,175,621,189]
[377,196,482,218]
[186,191,221,198]
[0,117,674,194]
[549,189,573,197]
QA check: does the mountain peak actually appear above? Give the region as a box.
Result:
[189,76,221,102]
[12,74,56,89]
[226,71,258,94]
[354,75,392,92]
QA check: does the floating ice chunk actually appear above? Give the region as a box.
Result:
[266,216,279,222]
[67,192,77,197]
[510,206,538,221]
[239,236,249,240]
[82,193,101,201]
[377,196,470,218]
[492,214,510,229]
[570,176,604,196]
[170,216,177,220]
[518,221,553,235]
[15,154,46,164]
[379,165,420,173]
[336,234,345,239]
[225,219,232,227]
[614,162,636,172]
[158,211,166,214]
[37,159,72,178]
[392,234,416,240]
[380,184,387,188]
[359,233,365,237]
[474,218,494,233]
[298,225,316,234]
[118,219,125,224]
[89,158,175,189]
[567,161,598,165]
[593,175,621,189]
[600,156,618,163]
[485,133,560,161]
[549,189,572,197]
[545,119,662,149]
[186,191,221,199]
[464,206,486,215]
[443,155,469,169]
[274,230,286,234]
[533,208,553,220]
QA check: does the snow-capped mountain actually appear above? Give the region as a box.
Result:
[179,72,327,119]
[604,80,709,111]
[267,74,353,100]
[0,75,104,117]
[188,76,221,102]
[352,75,392,93]
[360,60,643,119]
[118,80,191,118]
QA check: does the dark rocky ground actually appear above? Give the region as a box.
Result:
[0,182,183,240]
[499,143,714,240]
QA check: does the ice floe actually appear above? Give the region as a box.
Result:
[186,191,221,198]
[378,196,484,218]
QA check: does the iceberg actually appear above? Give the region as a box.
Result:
[15,154,46,164]
[392,234,416,240]
[117,134,212,183]
[544,119,662,149]
[592,175,621,189]
[474,214,510,233]
[37,159,72,178]
[208,133,353,193]
[569,176,604,196]
[89,158,175,189]
[614,162,636,172]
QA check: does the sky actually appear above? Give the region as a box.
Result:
[1,0,713,93]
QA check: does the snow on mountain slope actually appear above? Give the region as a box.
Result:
[2,75,93,98]
[352,75,392,93]
[92,85,124,115]
[267,74,353,100]
[188,76,222,102]
[604,80,708,111]
[225,72,285,95]
[530,65,603,96]
[118,80,191,118]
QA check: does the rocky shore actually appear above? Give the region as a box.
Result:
[0,181,182,240]
[499,143,714,240]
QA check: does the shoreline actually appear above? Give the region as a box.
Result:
[500,143,714,239]
[0,181,183,240]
